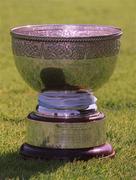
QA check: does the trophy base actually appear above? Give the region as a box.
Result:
[21,90,115,161]
[20,143,115,161]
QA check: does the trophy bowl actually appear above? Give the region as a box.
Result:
[11,24,122,160]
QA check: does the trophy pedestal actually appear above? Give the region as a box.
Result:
[20,97,115,161]
[20,143,115,161]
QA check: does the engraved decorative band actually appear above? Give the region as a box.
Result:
[11,25,122,59]
[12,38,120,59]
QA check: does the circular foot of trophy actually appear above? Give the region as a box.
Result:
[20,143,115,161]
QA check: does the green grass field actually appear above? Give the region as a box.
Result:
[0,0,136,179]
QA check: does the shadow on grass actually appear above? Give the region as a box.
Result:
[0,151,66,179]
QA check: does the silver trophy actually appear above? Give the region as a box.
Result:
[11,24,122,160]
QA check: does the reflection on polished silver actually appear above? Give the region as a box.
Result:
[38,90,97,117]
[11,24,122,92]
[14,55,117,91]
[10,25,122,158]
[27,118,106,149]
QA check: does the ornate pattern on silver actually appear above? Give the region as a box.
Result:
[11,25,122,91]
[12,38,120,60]
[11,24,122,60]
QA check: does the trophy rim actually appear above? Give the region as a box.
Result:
[10,24,122,41]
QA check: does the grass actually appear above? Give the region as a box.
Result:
[0,0,136,179]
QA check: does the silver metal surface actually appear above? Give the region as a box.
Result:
[10,25,122,151]
[37,90,97,117]
[11,24,122,41]
[26,118,106,149]
[14,55,117,91]
[11,24,122,92]
[38,90,95,110]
